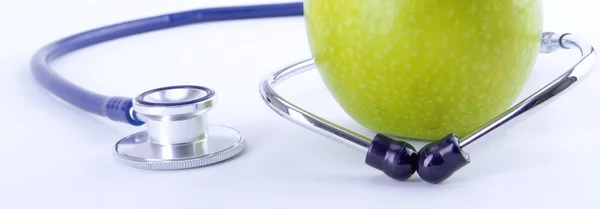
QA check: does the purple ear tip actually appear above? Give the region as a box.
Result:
[416,134,470,184]
[365,134,418,181]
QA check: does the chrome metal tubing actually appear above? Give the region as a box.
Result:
[259,32,596,153]
[458,32,596,148]
[259,59,372,153]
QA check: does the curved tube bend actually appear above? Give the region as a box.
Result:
[259,59,372,152]
[30,2,304,126]
[259,32,596,152]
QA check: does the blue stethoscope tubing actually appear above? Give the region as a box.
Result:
[31,2,305,127]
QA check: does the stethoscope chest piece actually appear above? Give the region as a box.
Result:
[113,85,245,171]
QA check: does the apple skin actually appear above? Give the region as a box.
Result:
[303,0,543,140]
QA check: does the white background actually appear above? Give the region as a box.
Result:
[0,0,599,208]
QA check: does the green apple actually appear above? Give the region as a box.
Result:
[303,0,543,140]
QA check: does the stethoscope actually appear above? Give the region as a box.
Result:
[31,2,596,184]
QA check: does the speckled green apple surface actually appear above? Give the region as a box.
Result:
[304,0,543,140]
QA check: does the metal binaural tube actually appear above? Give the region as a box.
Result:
[259,32,596,155]
[259,32,596,184]
[458,32,596,148]
[259,59,372,153]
